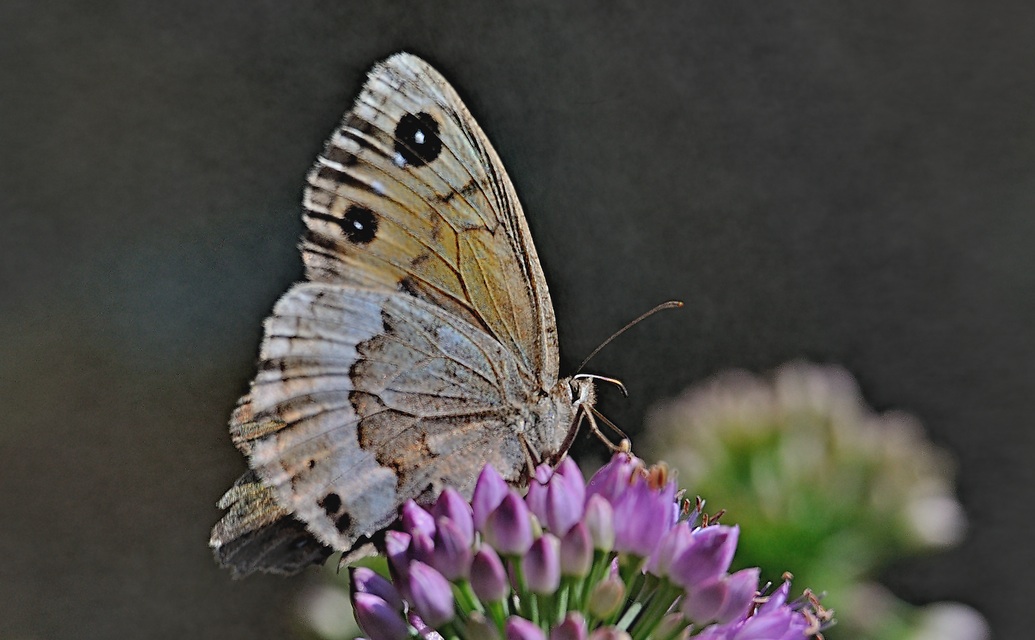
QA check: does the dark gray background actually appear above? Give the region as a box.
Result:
[3,2,1031,638]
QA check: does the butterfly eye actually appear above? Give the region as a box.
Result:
[394,112,442,166]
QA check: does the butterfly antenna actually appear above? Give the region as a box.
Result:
[575,300,684,374]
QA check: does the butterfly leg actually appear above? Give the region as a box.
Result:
[518,432,544,477]
[584,406,631,454]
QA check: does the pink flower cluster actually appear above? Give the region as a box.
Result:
[351,454,823,640]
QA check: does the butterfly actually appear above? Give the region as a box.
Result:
[209,53,605,576]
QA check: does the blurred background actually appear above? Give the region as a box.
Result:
[3,2,1032,638]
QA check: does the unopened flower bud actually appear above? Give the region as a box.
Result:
[432,517,473,581]
[432,487,474,545]
[483,491,533,555]
[522,533,561,594]
[353,592,409,640]
[351,567,403,612]
[401,500,436,538]
[505,616,547,640]
[588,574,626,618]
[405,561,455,628]
[550,612,588,640]
[560,522,592,577]
[583,495,615,552]
[472,464,509,530]
[470,545,509,602]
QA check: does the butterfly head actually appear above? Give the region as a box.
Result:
[539,376,602,466]
[570,376,598,411]
[566,374,631,457]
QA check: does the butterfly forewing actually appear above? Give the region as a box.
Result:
[302,54,558,382]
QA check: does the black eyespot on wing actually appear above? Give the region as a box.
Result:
[341,206,378,243]
[308,206,379,244]
[395,112,442,167]
[335,512,353,534]
[320,493,342,516]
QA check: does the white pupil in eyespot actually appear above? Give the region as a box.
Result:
[414,130,425,145]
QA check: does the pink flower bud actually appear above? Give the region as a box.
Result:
[470,545,509,602]
[353,592,409,640]
[405,561,455,628]
[522,533,561,594]
[505,616,547,640]
[483,491,533,555]
[472,464,509,531]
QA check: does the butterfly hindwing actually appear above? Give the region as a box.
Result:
[224,284,538,553]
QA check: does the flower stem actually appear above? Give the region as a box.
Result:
[630,579,680,640]
[554,579,570,625]
[455,580,483,616]
[486,599,508,631]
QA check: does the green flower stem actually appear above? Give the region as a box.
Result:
[619,554,646,586]
[506,555,527,620]
[608,563,646,627]
[615,600,643,631]
[438,621,462,640]
[486,599,508,631]
[454,580,483,616]
[630,579,681,640]
[566,574,586,610]
[553,579,571,625]
[528,592,541,626]
[583,549,613,607]
[509,557,528,595]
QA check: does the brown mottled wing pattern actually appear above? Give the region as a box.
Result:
[211,54,570,575]
[220,284,539,555]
